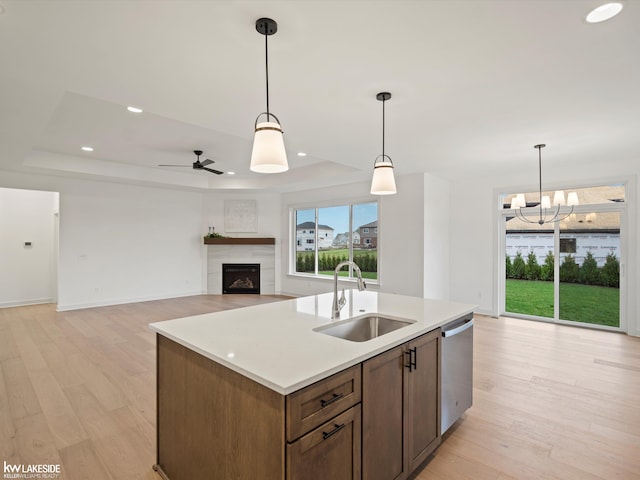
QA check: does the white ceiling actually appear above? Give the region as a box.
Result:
[0,0,638,192]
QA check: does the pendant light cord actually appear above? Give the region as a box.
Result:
[265,32,270,120]
[382,97,385,157]
[537,145,543,221]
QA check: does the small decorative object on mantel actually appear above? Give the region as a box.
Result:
[205,226,228,239]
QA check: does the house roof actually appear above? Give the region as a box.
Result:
[358,221,378,229]
[296,221,334,231]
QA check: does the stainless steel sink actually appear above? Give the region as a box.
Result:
[314,315,415,342]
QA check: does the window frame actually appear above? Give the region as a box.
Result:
[289,199,379,283]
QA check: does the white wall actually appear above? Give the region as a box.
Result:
[202,192,282,293]
[1,171,205,311]
[280,175,425,298]
[449,178,495,314]
[0,187,58,307]
[423,174,450,300]
[57,182,204,310]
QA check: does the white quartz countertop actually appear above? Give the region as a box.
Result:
[149,291,475,394]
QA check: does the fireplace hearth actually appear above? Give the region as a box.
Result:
[222,264,260,294]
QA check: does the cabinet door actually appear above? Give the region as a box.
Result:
[362,345,408,480]
[407,328,441,472]
[287,404,361,480]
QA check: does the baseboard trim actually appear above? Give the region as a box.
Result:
[0,298,53,309]
[56,291,202,312]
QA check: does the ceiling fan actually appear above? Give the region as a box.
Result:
[158,150,224,175]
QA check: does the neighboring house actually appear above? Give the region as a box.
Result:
[333,231,361,247]
[506,212,620,266]
[296,221,334,251]
[357,221,378,248]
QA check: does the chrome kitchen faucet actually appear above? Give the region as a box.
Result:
[332,261,366,319]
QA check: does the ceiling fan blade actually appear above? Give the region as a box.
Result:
[200,159,214,166]
[201,166,224,175]
[158,164,192,167]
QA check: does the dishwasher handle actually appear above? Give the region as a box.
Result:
[442,318,474,338]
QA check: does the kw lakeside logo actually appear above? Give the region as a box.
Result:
[3,461,61,479]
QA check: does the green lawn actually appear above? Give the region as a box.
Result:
[506,279,619,327]
[318,270,378,279]
[297,248,378,279]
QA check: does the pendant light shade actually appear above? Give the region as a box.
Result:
[371,157,397,195]
[371,92,397,195]
[251,118,287,173]
[250,18,288,173]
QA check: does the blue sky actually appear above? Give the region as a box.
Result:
[297,202,377,234]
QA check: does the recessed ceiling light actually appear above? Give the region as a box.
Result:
[227,171,236,175]
[297,152,307,157]
[127,106,143,113]
[586,2,623,23]
[81,146,94,152]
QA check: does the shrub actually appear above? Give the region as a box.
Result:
[512,252,526,279]
[297,254,314,272]
[560,254,579,283]
[579,251,601,285]
[540,251,554,281]
[505,254,513,279]
[350,253,377,273]
[600,252,620,288]
[525,251,541,280]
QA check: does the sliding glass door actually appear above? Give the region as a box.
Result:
[558,211,620,327]
[502,185,624,331]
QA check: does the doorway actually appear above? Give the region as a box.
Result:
[501,184,625,331]
[0,187,60,307]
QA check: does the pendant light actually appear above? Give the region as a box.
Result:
[250,18,288,173]
[513,144,579,225]
[370,92,397,195]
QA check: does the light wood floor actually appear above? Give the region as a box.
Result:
[1,296,639,480]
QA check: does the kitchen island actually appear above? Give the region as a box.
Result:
[150,291,474,480]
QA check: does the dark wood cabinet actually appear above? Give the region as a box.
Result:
[362,329,441,480]
[407,330,441,472]
[156,327,442,480]
[362,345,407,480]
[287,405,361,480]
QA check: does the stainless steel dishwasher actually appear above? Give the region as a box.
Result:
[441,313,474,434]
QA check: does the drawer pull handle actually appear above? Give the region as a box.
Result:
[320,392,344,408]
[322,423,345,440]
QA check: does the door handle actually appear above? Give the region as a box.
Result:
[405,350,413,372]
[405,348,417,371]
[442,319,474,338]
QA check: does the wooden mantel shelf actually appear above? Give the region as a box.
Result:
[204,237,275,245]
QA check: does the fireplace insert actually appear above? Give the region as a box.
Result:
[222,264,260,294]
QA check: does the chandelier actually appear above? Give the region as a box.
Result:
[511,144,579,225]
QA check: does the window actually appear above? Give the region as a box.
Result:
[560,238,576,253]
[293,201,378,281]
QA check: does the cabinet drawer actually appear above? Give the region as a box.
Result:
[286,364,361,441]
[287,404,361,480]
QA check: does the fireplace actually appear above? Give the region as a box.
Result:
[222,264,260,294]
